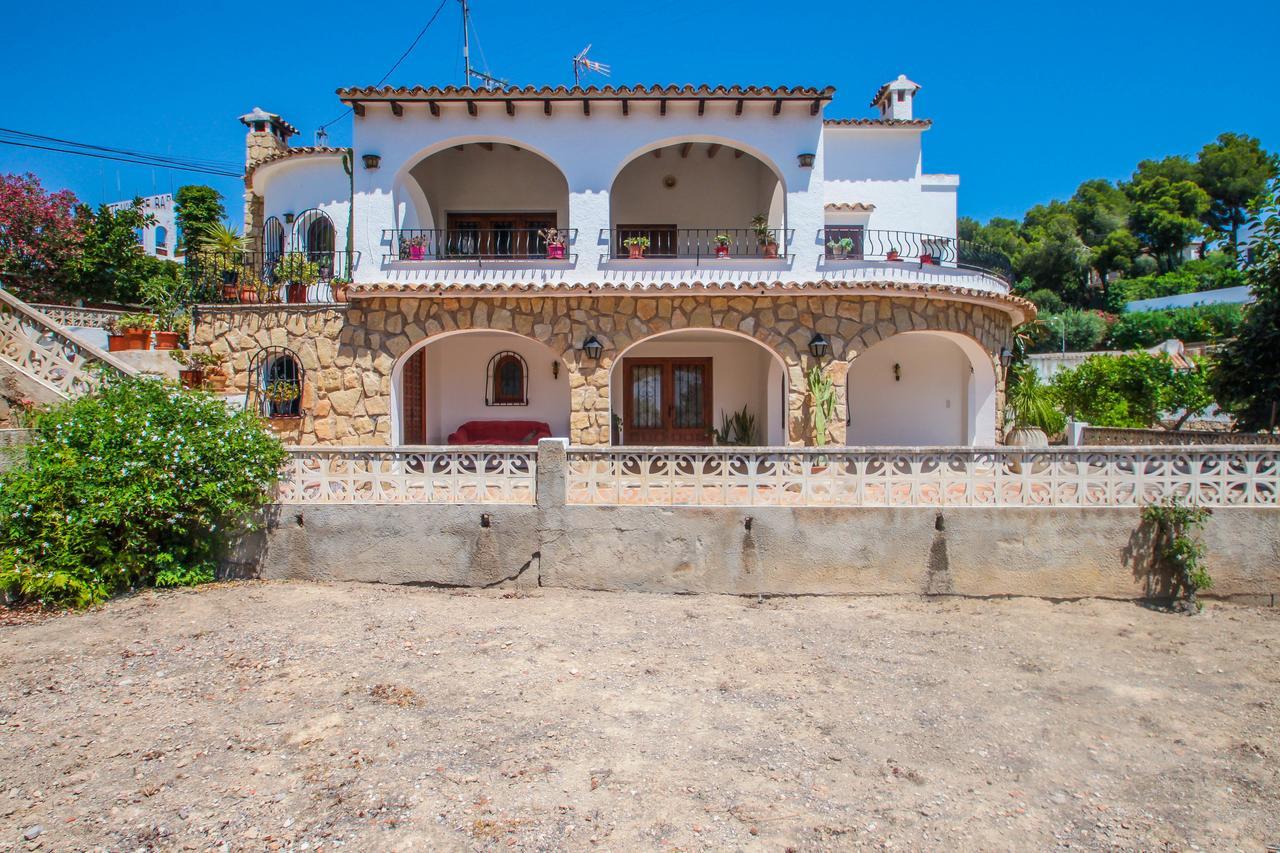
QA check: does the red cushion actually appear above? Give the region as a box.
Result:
[447,420,552,445]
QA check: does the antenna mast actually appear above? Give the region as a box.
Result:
[572,45,611,87]
[460,0,472,87]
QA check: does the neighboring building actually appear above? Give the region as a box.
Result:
[191,78,1030,448]
[107,193,179,259]
[1125,285,1256,313]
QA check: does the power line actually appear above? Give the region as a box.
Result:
[0,138,241,178]
[0,127,240,170]
[319,0,451,131]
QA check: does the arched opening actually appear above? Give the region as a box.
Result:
[609,329,787,446]
[846,331,997,446]
[247,347,304,419]
[263,216,285,263]
[153,225,168,256]
[609,140,786,259]
[398,141,570,260]
[393,331,570,445]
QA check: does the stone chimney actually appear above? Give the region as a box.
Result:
[871,75,920,121]
[238,107,296,251]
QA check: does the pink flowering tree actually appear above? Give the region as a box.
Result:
[0,172,84,299]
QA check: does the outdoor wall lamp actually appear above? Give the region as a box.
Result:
[893,363,901,382]
[362,153,381,169]
[581,335,604,359]
[552,360,560,379]
[999,347,1013,371]
[797,153,815,168]
[283,212,295,224]
[808,332,829,359]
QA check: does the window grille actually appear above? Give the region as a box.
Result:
[486,351,528,406]
[247,346,304,418]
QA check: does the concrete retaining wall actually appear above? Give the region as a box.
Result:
[1082,427,1280,446]
[230,440,1280,602]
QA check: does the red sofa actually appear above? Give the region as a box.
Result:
[446,420,552,445]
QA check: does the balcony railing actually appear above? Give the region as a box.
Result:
[822,228,1014,282]
[384,229,577,263]
[184,251,359,304]
[605,227,794,261]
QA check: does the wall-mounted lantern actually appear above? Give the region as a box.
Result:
[999,347,1013,372]
[808,332,829,359]
[581,335,604,360]
[283,212,295,224]
[893,363,902,382]
[797,153,816,168]
[362,153,381,170]
[552,360,560,379]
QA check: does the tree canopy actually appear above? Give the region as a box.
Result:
[173,185,225,254]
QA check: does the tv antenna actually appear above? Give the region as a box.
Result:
[572,45,610,86]
[459,0,508,89]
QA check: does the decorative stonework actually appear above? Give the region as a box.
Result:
[192,293,1015,447]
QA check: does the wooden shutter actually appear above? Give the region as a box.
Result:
[402,349,425,444]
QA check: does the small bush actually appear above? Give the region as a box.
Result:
[0,377,288,608]
[1031,308,1112,353]
[1107,303,1244,349]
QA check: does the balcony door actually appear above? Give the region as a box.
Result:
[446,212,554,258]
[621,357,713,446]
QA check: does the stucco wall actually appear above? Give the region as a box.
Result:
[192,291,1014,446]
[257,157,351,256]
[407,145,570,230]
[234,500,1280,602]
[847,332,976,445]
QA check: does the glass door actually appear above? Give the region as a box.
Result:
[621,358,713,445]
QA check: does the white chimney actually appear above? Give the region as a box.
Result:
[871,75,920,121]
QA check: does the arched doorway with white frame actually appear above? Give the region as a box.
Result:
[391,330,571,445]
[608,328,788,446]
[845,331,997,446]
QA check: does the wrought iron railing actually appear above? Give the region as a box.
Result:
[822,228,1014,282]
[0,285,138,399]
[384,229,577,263]
[278,446,537,504]
[184,251,359,303]
[605,227,794,261]
[564,446,1279,508]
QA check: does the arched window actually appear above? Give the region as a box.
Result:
[154,226,168,256]
[486,351,527,406]
[263,216,285,262]
[248,346,304,418]
[293,209,336,280]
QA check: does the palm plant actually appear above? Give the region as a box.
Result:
[198,223,246,254]
[1004,364,1063,434]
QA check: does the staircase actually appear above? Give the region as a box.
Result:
[0,285,138,419]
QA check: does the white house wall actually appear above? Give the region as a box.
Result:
[822,129,956,239]
[408,145,570,229]
[257,158,350,253]
[609,145,781,232]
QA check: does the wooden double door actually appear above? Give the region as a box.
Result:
[621,357,713,446]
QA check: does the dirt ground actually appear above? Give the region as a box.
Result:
[1,583,1278,851]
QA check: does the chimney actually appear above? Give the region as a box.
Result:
[871,75,920,121]
[239,106,296,169]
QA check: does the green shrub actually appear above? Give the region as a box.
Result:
[0,377,288,608]
[1105,254,1246,312]
[1024,288,1066,315]
[1031,308,1112,352]
[1107,303,1244,349]
[1050,351,1213,428]
[1004,364,1066,435]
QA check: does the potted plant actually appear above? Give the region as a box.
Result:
[751,215,779,259]
[264,378,302,418]
[1003,365,1060,448]
[198,224,246,299]
[827,237,854,260]
[152,310,188,350]
[920,252,936,265]
[622,235,650,259]
[139,275,189,349]
[276,252,320,303]
[315,253,334,281]
[170,349,223,389]
[108,313,157,352]
[714,234,732,259]
[540,227,568,260]
[330,276,352,303]
[404,235,427,261]
[886,247,902,261]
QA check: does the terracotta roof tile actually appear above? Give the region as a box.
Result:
[825,202,877,212]
[245,147,348,183]
[823,118,932,128]
[346,279,1033,322]
[336,84,835,101]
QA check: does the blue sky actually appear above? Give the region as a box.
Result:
[3,0,1277,223]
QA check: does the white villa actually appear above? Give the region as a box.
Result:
[108,192,179,259]
[192,78,1031,448]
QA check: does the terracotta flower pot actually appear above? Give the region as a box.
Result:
[239,285,260,304]
[205,372,229,393]
[763,243,779,259]
[108,332,146,352]
[178,368,205,389]
[920,253,936,265]
[627,245,646,259]
[715,245,730,258]
[886,250,902,261]
[287,283,309,304]
[153,331,180,350]
[331,282,349,303]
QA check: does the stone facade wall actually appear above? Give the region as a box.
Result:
[192,292,1015,446]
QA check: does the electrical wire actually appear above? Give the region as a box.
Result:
[0,127,240,170]
[318,0,452,132]
[0,138,241,177]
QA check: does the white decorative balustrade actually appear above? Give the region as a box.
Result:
[564,446,1279,508]
[278,447,537,504]
[0,286,137,398]
[30,303,129,330]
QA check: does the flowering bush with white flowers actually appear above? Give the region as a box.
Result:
[0,376,288,608]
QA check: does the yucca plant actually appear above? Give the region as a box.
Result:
[1004,364,1064,434]
[806,365,837,447]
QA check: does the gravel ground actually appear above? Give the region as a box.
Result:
[1,582,1278,851]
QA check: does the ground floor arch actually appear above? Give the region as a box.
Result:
[392,330,570,445]
[846,331,997,446]
[608,328,788,446]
